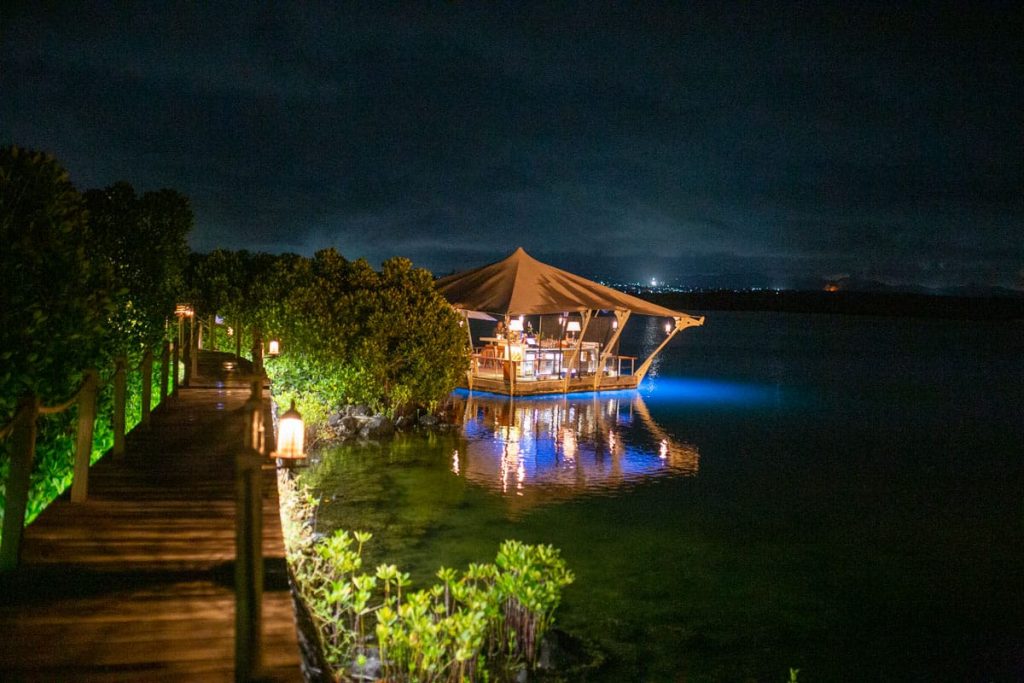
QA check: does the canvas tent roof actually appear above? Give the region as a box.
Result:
[436,247,702,321]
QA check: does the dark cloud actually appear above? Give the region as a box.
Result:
[2,2,1021,287]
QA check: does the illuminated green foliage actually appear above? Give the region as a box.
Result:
[279,476,574,682]
[0,146,190,539]
[189,248,469,421]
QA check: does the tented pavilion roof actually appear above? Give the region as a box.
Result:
[436,247,702,323]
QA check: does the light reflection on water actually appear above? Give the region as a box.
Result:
[449,390,699,508]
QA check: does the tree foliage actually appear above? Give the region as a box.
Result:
[1,145,193,533]
[188,247,469,420]
[84,182,192,354]
[269,249,468,417]
[0,145,113,414]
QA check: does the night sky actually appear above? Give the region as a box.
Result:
[3,3,1021,289]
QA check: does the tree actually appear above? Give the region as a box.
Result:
[84,183,191,355]
[0,145,113,416]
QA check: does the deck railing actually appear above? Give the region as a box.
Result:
[0,341,178,570]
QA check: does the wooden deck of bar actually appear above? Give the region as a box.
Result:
[0,351,301,681]
[463,373,640,396]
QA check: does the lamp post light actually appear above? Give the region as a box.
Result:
[267,339,280,357]
[274,400,306,462]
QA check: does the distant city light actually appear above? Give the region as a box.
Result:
[650,278,657,287]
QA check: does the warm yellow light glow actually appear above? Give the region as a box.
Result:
[268,339,281,356]
[509,318,524,332]
[566,321,581,333]
[174,303,194,317]
[612,318,618,330]
[664,321,673,334]
[275,401,305,459]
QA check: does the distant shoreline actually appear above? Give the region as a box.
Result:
[642,290,1024,321]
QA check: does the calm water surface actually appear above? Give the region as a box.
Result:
[303,312,1024,681]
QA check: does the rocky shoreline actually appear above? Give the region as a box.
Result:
[320,402,459,442]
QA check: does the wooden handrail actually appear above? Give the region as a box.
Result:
[0,343,168,571]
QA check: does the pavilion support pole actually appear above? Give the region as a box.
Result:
[635,316,704,382]
[503,316,514,396]
[563,310,592,393]
[208,315,217,351]
[594,310,631,389]
[462,311,475,390]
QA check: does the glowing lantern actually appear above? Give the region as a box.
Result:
[509,318,524,332]
[267,339,280,356]
[664,320,673,334]
[275,400,305,460]
[566,320,581,338]
[612,318,618,330]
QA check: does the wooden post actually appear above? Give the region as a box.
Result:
[178,315,188,388]
[235,319,243,361]
[113,356,127,459]
[171,340,180,396]
[252,326,263,376]
[235,397,264,681]
[160,340,170,404]
[208,315,217,351]
[0,395,39,571]
[141,348,153,428]
[189,316,199,383]
[250,370,263,403]
[71,370,99,503]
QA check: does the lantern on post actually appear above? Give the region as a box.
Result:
[274,400,306,461]
[267,339,280,357]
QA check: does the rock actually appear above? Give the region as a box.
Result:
[394,415,414,431]
[360,414,394,439]
[327,412,344,428]
[349,404,372,418]
[341,416,360,433]
[418,413,439,428]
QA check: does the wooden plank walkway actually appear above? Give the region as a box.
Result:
[0,351,302,681]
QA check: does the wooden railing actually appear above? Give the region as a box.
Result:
[0,341,179,571]
[233,368,272,682]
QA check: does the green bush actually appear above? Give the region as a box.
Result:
[279,476,574,682]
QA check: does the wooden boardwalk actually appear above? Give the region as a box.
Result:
[0,351,301,681]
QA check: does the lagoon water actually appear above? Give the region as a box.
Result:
[304,312,1024,681]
